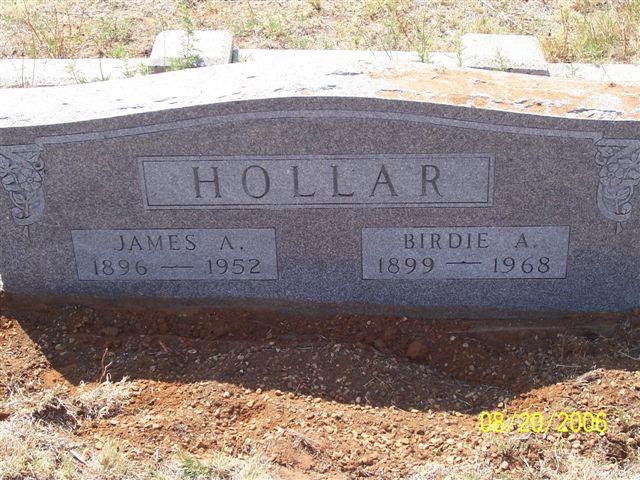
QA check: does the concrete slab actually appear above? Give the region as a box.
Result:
[0,58,148,87]
[548,63,640,84]
[461,34,549,75]
[149,30,233,71]
[236,49,421,63]
[235,49,458,67]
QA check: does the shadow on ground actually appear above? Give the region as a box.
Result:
[2,293,639,415]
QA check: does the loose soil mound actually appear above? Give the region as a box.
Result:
[1,293,639,478]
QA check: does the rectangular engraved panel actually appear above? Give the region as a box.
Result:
[362,226,570,279]
[139,154,493,209]
[72,229,278,281]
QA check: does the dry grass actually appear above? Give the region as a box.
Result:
[2,377,132,424]
[0,0,638,63]
[1,380,638,479]
[76,378,134,420]
[412,450,640,480]
[174,452,273,480]
[0,378,274,480]
[521,450,640,480]
[0,415,78,480]
[0,414,273,480]
[544,0,640,63]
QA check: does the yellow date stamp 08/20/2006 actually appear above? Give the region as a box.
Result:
[478,411,608,434]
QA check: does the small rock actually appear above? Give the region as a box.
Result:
[406,339,429,361]
[360,454,377,466]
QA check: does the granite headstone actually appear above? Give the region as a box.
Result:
[1,61,639,316]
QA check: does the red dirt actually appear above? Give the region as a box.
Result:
[1,293,639,478]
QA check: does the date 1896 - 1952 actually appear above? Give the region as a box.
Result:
[91,257,263,277]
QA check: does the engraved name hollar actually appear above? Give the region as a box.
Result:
[191,163,443,200]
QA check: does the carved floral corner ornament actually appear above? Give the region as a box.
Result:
[595,138,640,234]
[0,144,45,239]
[0,135,638,238]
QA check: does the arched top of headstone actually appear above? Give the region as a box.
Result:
[0,61,639,128]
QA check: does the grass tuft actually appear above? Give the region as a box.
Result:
[76,378,133,420]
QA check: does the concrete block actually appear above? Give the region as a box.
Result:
[149,30,233,71]
[461,34,549,75]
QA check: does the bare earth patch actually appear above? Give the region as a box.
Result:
[1,294,639,478]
